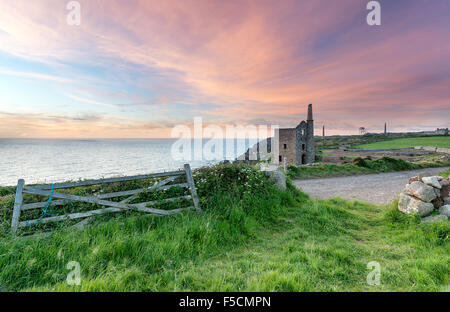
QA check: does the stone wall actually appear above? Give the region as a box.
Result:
[279,128,297,165]
[398,175,450,223]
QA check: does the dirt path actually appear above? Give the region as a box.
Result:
[293,167,449,205]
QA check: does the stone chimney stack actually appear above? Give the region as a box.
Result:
[306,104,315,164]
[307,103,313,121]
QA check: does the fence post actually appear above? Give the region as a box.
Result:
[11,179,25,234]
[184,164,201,213]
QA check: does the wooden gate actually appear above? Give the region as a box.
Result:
[11,164,200,234]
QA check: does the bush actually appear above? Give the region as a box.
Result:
[194,164,271,199]
[315,150,323,162]
[369,157,415,171]
[0,187,14,197]
[352,157,369,168]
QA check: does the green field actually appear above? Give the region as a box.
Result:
[288,156,450,180]
[0,164,448,292]
[355,136,450,150]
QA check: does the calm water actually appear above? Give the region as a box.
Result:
[0,139,253,186]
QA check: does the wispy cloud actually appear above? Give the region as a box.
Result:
[0,67,73,83]
[0,0,449,137]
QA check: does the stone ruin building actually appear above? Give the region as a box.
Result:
[278,104,315,165]
[236,104,315,166]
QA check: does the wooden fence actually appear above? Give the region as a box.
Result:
[11,164,201,234]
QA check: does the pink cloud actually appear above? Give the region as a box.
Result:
[0,0,448,137]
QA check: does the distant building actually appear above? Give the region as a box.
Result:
[278,104,315,165]
[436,128,449,135]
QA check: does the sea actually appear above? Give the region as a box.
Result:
[0,139,257,186]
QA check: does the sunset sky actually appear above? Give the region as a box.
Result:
[0,0,449,138]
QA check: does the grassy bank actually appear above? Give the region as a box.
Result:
[354,136,450,150]
[0,164,448,291]
[287,157,450,180]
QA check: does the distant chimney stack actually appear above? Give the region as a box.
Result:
[307,103,313,121]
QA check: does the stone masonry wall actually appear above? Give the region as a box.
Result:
[279,128,297,165]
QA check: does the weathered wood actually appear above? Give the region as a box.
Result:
[158,183,188,191]
[132,206,192,216]
[22,187,190,216]
[137,195,192,207]
[15,165,200,232]
[19,207,123,227]
[120,176,178,204]
[19,205,191,227]
[11,179,25,234]
[23,188,133,211]
[32,170,185,190]
[72,217,93,229]
[97,188,145,199]
[22,199,70,211]
[22,179,185,210]
[184,164,201,213]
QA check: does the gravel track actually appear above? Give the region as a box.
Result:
[293,167,449,205]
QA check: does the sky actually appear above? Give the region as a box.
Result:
[0,0,449,138]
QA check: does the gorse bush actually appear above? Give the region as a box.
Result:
[194,164,271,199]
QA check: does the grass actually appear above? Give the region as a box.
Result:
[439,169,450,179]
[316,132,440,150]
[287,156,450,180]
[354,136,450,150]
[0,164,448,292]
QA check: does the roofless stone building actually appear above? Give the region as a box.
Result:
[236,104,315,166]
[278,104,315,165]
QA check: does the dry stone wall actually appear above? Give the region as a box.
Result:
[398,174,450,223]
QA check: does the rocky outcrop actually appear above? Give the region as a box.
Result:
[398,175,450,223]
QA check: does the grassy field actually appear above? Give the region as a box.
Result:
[316,132,440,150]
[354,136,450,150]
[0,164,448,292]
[287,156,450,180]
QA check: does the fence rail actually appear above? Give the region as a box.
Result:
[11,164,201,234]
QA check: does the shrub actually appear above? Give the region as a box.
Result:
[0,187,14,197]
[194,164,271,199]
[369,157,415,171]
[352,157,369,168]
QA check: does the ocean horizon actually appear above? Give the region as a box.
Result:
[0,138,258,186]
